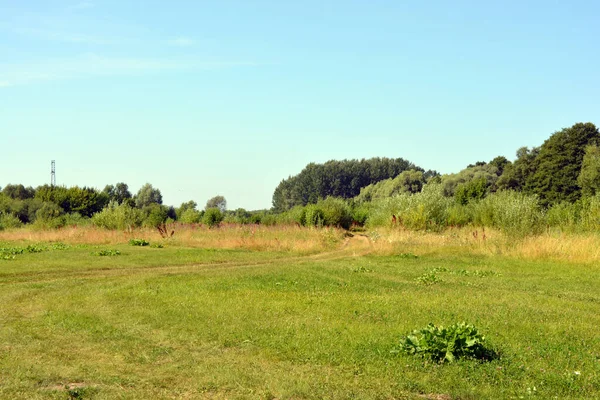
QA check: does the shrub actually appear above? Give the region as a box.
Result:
[317,197,352,229]
[579,194,600,231]
[400,322,497,363]
[179,208,201,224]
[366,183,452,231]
[92,249,121,256]
[472,191,545,237]
[92,201,145,231]
[129,239,149,246]
[143,204,169,228]
[547,201,581,232]
[304,204,324,227]
[0,212,23,230]
[203,207,224,228]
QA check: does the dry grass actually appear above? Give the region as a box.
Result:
[0,224,347,254]
[2,224,599,263]
[364,227,600,263]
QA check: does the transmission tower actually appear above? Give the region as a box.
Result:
[51,160,56,186]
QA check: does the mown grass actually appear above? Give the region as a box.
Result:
[0,227,599,399]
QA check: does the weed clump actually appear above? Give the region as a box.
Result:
[92,250,121,256]
[129,239,150,247]
[399,322,498,363]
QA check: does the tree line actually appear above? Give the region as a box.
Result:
[1,122,599,235]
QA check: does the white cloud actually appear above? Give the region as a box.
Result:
[0,53,258,87]
[166,36,195,47]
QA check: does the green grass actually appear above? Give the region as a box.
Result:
[1,239,599,399]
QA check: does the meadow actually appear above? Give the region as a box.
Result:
[1,225,599,399]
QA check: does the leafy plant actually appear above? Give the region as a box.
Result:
[203,207,224,228]
[129,238,150,247]
[415,272,442,285]
[400,322,498,363]
[92,249,121,256]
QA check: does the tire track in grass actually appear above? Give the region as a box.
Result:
[0,236,375,285]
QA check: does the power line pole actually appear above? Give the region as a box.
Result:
[51,160,56,187]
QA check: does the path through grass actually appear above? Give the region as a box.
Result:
[0,232,599,399]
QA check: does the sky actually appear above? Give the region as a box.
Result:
[1,0,599,210]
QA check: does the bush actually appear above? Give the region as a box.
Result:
[317,197,352,229]
[547,201,581,232]
[179,208,201,224]
[92,201,145,231]
[304,204,324,227]
[0,213,23,230]
[400,322,498,363]
[203,207,224,228]
[367,183,452,231]
[129,239,149,246]
[143,204,169,228]
[579,194,600,231]
[472,191,545,237]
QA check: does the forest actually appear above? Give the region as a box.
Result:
[1,122,599,236]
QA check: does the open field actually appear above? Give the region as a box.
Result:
[1,226,599,399]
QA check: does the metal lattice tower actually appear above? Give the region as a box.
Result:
[51,160,56,186]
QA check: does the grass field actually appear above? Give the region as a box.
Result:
[1,226,599,399]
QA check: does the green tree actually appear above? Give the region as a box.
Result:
[2,184,35,200]
[525,122,600,206]
[497,147,539,191]
[203,207,224,228]
[205,195,227,212]
[176,200,198,220]
[103,183,132,204]
[135,183,163,208]
[577,145,600,197]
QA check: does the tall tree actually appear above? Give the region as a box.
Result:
[103,182,132,204]
[135,183,163,208]
[272,157,425,211]
[525,122,600,206]
[205,195,227,213]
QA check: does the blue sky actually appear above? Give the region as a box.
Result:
[1,1,599,210]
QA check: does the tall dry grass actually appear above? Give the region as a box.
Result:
[365,227,600,263]
[2,224,599,263]
[0,224,347,254]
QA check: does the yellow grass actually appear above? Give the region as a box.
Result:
[365,227,600,263]
[0,224,347,254]
[2,224,599,263]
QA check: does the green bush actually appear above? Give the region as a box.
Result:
[203,207,224,228]
[0,212,23,230]
[579,195,600,231]
[317,197,352,229]
[304,204,324,227]
[129,239,149,246]
[367,183,452,231]
[179,208,201,224]
[472,191,545,237]
[547,201,581,232]
[143,204,169,228]
[400,322,497,363]
[92,201,145,231]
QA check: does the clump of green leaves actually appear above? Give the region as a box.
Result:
[400,322,498,363]
[50,242,70,250]
[129,238,150,246]
[92,249,121,256]
[415,271,442,285]
[25,244,47,253]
